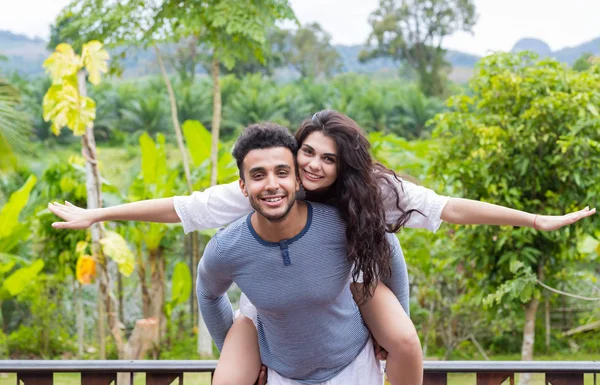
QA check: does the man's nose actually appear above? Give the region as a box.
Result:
[264,173,279,190]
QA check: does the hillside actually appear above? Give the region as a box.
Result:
[2,29,599,80]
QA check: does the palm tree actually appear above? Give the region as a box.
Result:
[0,72,30,170]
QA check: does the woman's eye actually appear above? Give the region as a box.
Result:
[324,157,335,163]
[303,148,312,155]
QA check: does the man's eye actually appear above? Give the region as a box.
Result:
[278,171,289,176]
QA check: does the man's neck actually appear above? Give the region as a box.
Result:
[251,201,308,243]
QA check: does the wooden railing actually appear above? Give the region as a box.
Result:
[0,360,598,384]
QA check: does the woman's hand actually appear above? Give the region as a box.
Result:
[535,207,596,231]
[48,201,98,230]
[254,365,267,385]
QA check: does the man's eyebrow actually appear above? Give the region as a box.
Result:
[248,166,266,174]
[276,164,292,170]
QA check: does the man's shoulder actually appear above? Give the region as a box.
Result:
[212,215,250,240]
[307,201,345,228]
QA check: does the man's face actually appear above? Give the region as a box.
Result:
[239,147,300,222]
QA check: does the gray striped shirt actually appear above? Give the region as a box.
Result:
[196,201,408,384]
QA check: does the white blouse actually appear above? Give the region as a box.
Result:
[173,177,449,234]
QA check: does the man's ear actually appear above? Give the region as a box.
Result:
[295,176,301,192]
[239,178,248,197]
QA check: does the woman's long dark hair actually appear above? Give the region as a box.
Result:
[296,110,418,301]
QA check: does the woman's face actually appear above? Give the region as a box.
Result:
[296,131,338,192]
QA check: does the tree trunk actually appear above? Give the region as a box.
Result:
[118,271,124,325]
[154,43,201,337]
[196,53,223,358]
[154,45,193,193]
[78,70,125,359]
[76,281,84,358]
[96,284,105,359]
[210,53,221,187]
[545,294,551,352]
[421,301,435,357]
[149,248,166,341]
[518,297,540,385]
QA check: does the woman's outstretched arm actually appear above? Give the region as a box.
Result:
[48,181,253,232]
[441,198,596,231]
[48,198,179,230]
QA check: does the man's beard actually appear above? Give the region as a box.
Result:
[249,193,297,222]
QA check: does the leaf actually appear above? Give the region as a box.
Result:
[139,132,158,185]
[99,231,135,276]
[81,41,109,85]
[183,120,212,167]
[0,261,16,274]
[587,103,599,117]
[76,255,96,285]
[577,235,600,255]
[43,82,96,136]
[170,262,192,306]
[43,43,81,84]
[0,175,36,239]
[2,259,44,298]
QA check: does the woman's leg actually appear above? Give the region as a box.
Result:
[352,282,423,385]
[212,316,262,385]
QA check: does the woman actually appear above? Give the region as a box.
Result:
[49,110,595,385]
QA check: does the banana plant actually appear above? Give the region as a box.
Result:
[0,175,43,357]
[126,132,178,339]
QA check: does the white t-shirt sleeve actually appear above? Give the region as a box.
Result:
[173,181,253,234]
[380,175,450,232]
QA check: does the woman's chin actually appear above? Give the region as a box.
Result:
[301,178,330,192]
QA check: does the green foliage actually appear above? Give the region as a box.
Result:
[0,175,36,251]
[158,0,296,70]
[7,276,76,359]
[0,74,31,170]
[1,260,45,300]
[165,262,192,319]
[362,0,477,96]
[431,52,600,307]
[283,23,342,79]
[572,53,595,72]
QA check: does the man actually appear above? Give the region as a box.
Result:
[196,122,385,384]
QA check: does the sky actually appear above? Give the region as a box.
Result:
[1,0,599,56]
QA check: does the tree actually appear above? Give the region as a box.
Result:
[285,23,342,79]
[431,52,600,384]
[361,0,477,96]
[572,52,595,72]
[0,71,30,171]
[42,42,145,368]
[157,0,296,185]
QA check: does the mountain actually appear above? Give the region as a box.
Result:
[0,30,49,75]
[510,37,600,65]
[512,38,552,56]
[1,29,599,80]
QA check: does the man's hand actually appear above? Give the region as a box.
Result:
[373,338,388,361]
[254,365,267,385]
[48,201,97,230]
